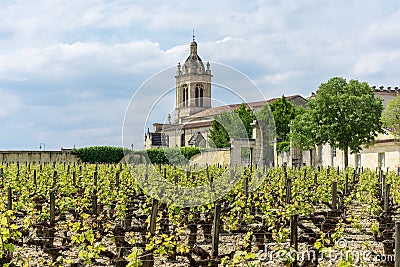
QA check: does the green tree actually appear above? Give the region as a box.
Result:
[208,120,230,148]
[290,109,316,164]
[269,96,297,142]
[382,94,400,138]
[295,77,383,168]
[235,103,257,138]
[209,104,256,148]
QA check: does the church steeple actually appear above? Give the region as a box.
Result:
[174,36,212,123]
[190,30,197,55]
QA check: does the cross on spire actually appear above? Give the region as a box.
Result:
[192,30,195,42]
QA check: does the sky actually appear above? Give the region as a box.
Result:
[0,0,399,150]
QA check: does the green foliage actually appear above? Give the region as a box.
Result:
[290,108,316,151]
[208,120,231,148]
[276,141,290,153]
[209,104,256,148]
[71,146,124,163]
[382,94,400,138]
[235,104,257,138]
[269,96,298,141]
[0,210,22,264]
[292,77,383,168]
[139,147,201,165]
[0,161,398,266]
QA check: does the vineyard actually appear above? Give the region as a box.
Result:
[1,162,400,266]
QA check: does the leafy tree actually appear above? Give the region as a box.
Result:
[290,109,317,164]
[382,94,400,138]
[290,109,316,150]
[294,77,383,168]
[209,104,256,148]
[269,96,297,142]
[208,120,230,148]
[235,103,257,138]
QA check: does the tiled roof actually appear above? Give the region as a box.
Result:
[188,95,305,119]
[372,86,400,92]
[161,120,212,131]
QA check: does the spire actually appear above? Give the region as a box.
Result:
[190,30,197,55]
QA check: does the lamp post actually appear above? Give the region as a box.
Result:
[39,143,45,151]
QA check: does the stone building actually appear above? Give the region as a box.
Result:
[286,87,400,171]
[144,39,307,152]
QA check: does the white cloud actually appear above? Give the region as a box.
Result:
[258,71,304,85]
[0,0,400,149]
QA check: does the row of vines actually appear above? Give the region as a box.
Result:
[0,162,399,266]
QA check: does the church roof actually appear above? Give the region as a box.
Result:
[187,94,306,120]
[160,120,212,131]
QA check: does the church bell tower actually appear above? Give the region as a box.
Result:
[174,36,212,123]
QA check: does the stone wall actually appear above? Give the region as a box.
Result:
[0,151,78,163]
[190,148,230,166]
[276,151,291,166]
[297,133,400,171]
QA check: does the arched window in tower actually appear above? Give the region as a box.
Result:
[195,87,199,107]
[200,87,204,107]
[195,84,204,107]
[182,84,188,107]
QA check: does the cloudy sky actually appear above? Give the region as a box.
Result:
[1,0,399,150]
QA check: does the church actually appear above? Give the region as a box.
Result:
[144,39,399,171]
[144,39,306,150]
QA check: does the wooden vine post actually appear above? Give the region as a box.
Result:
[52,171,57,188]
[143,198,158,267]
[72,171,76,187]
[381,174,386,199]
[290,214,298,267]
[286,178,292,204]
[384,184,390,214]
[332,182,337,210]
[7,186,12,210]
[244,175,248,197]
[50,191,55,226]
[212,203,221,259]
[33,169,37,188]
[115,171,120,188]
[92,172,98,216]
[396,221,400,267]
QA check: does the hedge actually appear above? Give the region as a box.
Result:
[130,147,202,165]
[71,146,124,163]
